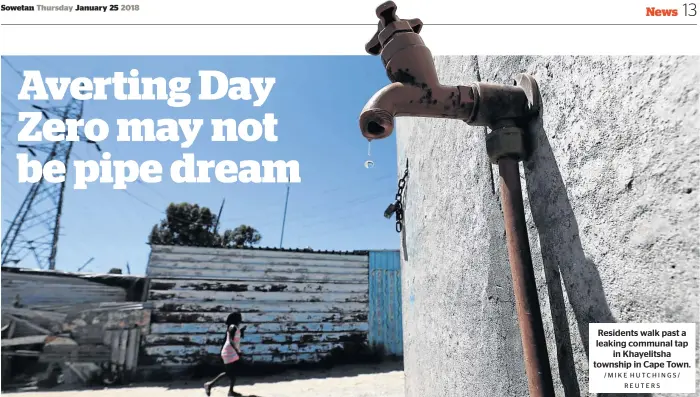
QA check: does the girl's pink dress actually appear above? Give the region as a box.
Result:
[220,325,241,364]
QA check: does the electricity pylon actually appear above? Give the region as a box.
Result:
[1,98,100,270]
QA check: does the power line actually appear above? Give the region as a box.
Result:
[119,188,230,229]
[1,94,21,111]
[281,186,393,222]
[290,218,398,250]
[2,58,25,80]
[1,159,15,173]
[294,205,400,240]
[0,184,22,204]
[8,165,395,231]
[221,173,395,224]
[118,178,396,236]
[2,92,397,221]
[1,161,26,199]
[225,187,395,231]
[1,130,398,256]
[121,189,165,213]
[1,98,101,270]
[135,179,171,201]
[1,98,21,141]
[0,55,400,253]
[293,205,383,230]
[118,187,396,250]
[73,162,398,236]
[1,59,33,142]
[286,195,396,240]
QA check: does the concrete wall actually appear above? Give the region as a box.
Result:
[394,56,699,397]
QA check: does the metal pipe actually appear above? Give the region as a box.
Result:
[360,82,476,140]
[498,157,556,397]
[359,3,555,395]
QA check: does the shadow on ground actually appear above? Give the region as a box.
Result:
[2,361,404,394]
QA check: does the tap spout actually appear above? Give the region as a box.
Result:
[360,82,477,140]
[359,1,538,141]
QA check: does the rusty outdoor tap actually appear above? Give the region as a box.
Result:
[360,1,477,140]
[359,6,554,396]
[360,1,541,147]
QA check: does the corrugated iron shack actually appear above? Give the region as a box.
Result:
[1,267,151,388]
[142,245,371,370]
[1,267,133,307]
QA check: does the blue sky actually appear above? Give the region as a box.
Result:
[1,56,399,275]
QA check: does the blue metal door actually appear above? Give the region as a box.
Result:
[368,250,403,356]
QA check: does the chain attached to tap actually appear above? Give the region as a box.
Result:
[384,160,409,232]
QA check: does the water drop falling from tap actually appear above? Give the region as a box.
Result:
[364,141,374,168]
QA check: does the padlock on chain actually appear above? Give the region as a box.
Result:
[384,202,398,219]
[383,159,408,231]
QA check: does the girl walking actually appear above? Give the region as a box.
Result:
[205,311,244,396]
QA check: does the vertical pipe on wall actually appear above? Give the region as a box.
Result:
[498,157,556,397]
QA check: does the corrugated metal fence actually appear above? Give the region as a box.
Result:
[368,251,403,356]
[1,271,127,307]
[142,245,370,368]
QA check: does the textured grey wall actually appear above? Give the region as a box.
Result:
[394,56,699,397]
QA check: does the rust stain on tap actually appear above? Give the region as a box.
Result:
[359,1,477,140]
[359,4,553,397]
[359,1,538,142]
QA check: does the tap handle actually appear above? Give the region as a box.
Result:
[365,1,423,56]
[407,18,424,34]
[376,1,399,25]
[365,23,383,56]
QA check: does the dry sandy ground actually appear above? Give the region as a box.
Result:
[7,364,405,397]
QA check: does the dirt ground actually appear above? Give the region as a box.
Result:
[6,363,405,397]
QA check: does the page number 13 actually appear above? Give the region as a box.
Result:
[683,3,697,16]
